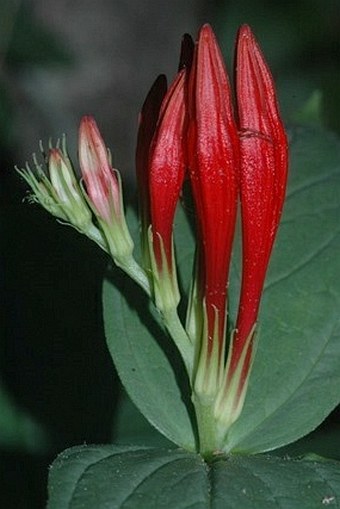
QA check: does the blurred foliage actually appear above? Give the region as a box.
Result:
[2,3,71,67]
[1,0,78,454]
[1,2,109,507]
[292,90,324,126]
[0,384,50,454]
[0,82,12,150]
[0,0,72,151]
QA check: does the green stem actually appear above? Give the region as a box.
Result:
[116,255,151,296]
[163,308,194,378]
[86,224,109,252]
[192,395,220,458]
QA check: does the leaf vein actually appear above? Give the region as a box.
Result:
[227,459,282,508]
[65,446,147,507]
[119,454,200,508]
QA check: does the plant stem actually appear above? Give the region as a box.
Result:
[86,224,109,251]
[116,256,151,296]
[192,395,220,458]
[163,308,194,377]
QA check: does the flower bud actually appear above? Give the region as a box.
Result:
[16,144,107,250]
[48,148,92,229]
[79,116,121,222]
[214,25,288,434]
[79,116,134,262]
[187,24,239,398]
[232,24,288,374]
[147,69,187,313]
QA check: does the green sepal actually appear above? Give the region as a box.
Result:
[148,227,181,314]
[215,325,257,449]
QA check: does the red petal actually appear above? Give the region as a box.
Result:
[188,24,239,353]
[149,70,187,271]
[232,25,288,373]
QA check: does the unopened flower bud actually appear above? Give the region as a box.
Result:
[78,116,134,263]
[48,148,92,230]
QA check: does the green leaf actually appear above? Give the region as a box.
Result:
[113,391,173,448]
[48,444,340,508]
[226,126,340,453]
[103,272,196,451]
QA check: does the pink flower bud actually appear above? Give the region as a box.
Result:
[79,116,120,223]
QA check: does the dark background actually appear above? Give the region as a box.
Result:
[1,0,340,507]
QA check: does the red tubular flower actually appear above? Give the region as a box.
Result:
[188,24,239,356]
[148,69,187,274]
[231,25,289,378]
[135,35,194,315]
[136,35,194,279]
[79,115,121,222]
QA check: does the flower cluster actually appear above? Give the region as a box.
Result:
[18,24,288,454]
[137,24,288,446]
